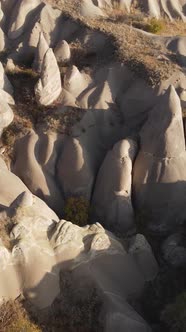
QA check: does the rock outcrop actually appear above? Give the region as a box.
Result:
[91,139,137,234]
[32,31,49,73]
[133,85,186,234]
[35,47,62,105]
[12,130,64,217]
[54,39,71,63]
[8,0,42,40]
[0,62,14,105]
[0,99,13,136]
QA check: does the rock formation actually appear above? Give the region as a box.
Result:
[35,48,62,105]
[12,130,64,217]
[133,85,186,234]
[91,139,137,234]
[0,0,186,330]
[8,0,42,40]
[0,62,14,105]
[0,99,13,136]
[54,39,71,63]
[32,31,49,73]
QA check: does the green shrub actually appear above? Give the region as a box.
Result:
[145,18,164,34]
[161,292,186,332]
[64,196,90,226]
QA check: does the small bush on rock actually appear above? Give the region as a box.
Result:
[64,196,90,226]
[145,18,164,33]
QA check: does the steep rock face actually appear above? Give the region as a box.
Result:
[91,139,137,234]
[133,85,186,233]
[35,47,62,105]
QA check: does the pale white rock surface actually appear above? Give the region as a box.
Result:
[0,62,13,94]
[91,139,137,234]
[166,36,186,67]
[35,48,62,105]
[37,4,62,47]
[0,28,5,53]
[64,65,91,100]
[8,0,42,40]
[12,130,64,216]
[32,31,49,73]
[133,85,186,233]
[162,233,186,267]
[80,0,105,18]
[0,99,13,135]
[57,136,95,200]
[54,39,71,63]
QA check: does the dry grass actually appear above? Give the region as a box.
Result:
[45,0,181,86]
[0,300,41,332]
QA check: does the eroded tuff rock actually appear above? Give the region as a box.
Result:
[8,0,42,40]
[12,130,64,217]
[0,189,157,331]
[166,36,186,67]
[133,85,186,234]
[80,0,105,18]
[64,65,91,100]
[162,232,186,267]
[0,62,14,105]
[0,157,58,220]
[0,99,13,136]
[35,47,62,105]
[91,139,137,234]
[54,39,71,63]
[32,31,49,73]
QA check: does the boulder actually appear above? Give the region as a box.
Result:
[35,48,62,105]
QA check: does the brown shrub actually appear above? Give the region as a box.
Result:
[0,300,41,332]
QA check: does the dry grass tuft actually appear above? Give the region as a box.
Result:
[0,300,41,332]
